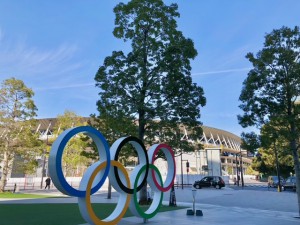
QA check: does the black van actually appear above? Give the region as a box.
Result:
[193,176,225,189]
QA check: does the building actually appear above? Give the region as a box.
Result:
[176,126,251,178]
[4,118,252,185]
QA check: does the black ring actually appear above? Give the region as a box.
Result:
[113,136,149,194]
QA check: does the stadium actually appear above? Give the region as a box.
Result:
[3,118,252,189]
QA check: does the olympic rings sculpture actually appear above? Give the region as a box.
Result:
[48,126,176,225]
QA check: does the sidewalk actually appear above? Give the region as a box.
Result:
[1,187,299,225]
[118,203,299,225]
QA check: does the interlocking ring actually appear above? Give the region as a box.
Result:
[109,136,149,194]
[78,161,131,225]
[48,126,110,197]
[147,144,176,192]
[48,126,176,225]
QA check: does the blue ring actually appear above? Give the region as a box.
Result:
[48,126,110,197]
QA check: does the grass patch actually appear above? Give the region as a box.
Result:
[0,203,186,225]
[0,192,61,199]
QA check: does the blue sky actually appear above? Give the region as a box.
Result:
[0,0,300,136]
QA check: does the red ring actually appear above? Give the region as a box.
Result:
[149,144,176,192]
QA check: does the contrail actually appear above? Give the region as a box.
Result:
[35,83,94,91]
[192,67,251,76]
[35,67,252,91]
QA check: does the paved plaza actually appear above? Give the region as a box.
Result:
[1,184,299,225]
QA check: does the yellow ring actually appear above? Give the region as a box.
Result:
[85,161,131,225]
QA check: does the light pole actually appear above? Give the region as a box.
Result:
[186,161,190,185]
[235,154,239,186]
[240,150,244,188]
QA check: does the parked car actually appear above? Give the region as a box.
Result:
[267,176,285,188]
[193,176,225,189]
[283,176,296,192]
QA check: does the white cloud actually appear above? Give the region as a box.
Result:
[0,42,80,75]
[0,32,86,81]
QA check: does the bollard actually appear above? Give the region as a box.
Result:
[196,210,203,216]
[192,188,197,213]
[186,209,194,215]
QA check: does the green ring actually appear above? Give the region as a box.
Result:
[133,164,163,219]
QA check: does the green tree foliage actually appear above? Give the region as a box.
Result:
[53,110,89,177]
[88,112,137,164]
[251,147,294,178]
[241,125,294,177]
[0,78,41,191]
[238,26,300,215]
[240,132,260,154]
[95,0,205,151]
[94,0,206,203]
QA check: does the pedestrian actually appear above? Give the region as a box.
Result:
[147,188,153,203]
[13,183,17,193]
[45,177,51,190]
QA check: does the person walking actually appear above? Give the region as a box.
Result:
[45,177,51,190]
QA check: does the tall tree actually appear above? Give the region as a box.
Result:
[0,78,39,191]
[95,0,206,203]
[238,26,300,215]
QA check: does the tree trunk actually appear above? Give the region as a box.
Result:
[290,121,300,216]
[291,138,300,216]
[0,151,12,192]
[138,114,148,204]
